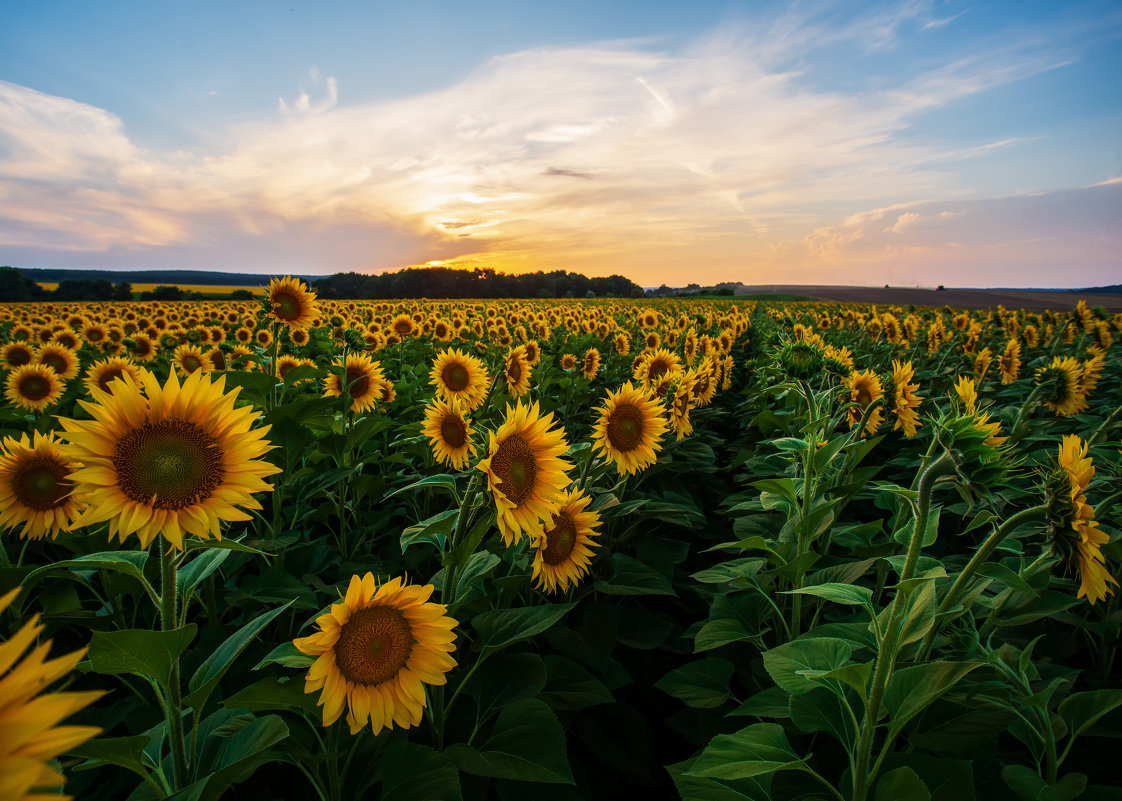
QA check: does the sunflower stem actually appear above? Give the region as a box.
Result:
[1090,403,1122,444]
[160,541,190,790]
[852,452,955,801]
[917,504,1047,661]
[444,473,483,606]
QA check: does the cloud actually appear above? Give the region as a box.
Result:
[0,8,1113,283]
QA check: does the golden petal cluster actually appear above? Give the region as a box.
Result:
[592,382,668,475]
[421,398,475,470]
[532,489,601,594]
[890,359,923,438]
[267,276,319,329]
[842,368,884,436]
[0,432,85,540]
[4,364,65,412]
[430,348,490,412]
[477,400,573,546]
[58,369,280,550]
[0,588,105,801]
[293,574,457,736]
[323,352,392,414]
[1058,435,1117,604]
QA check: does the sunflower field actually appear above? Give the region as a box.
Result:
[1,279,1120,801]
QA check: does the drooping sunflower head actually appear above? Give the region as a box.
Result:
[888,359,923,438]
[293,574,458,735]
[267,276,319,328]
[592,382,668,475]
[4,364,65,412]
[421,398,476,470]
[477,400,573,546]
[83,356,142,397]
[0,431,85,540]
[324,352,387,414]
[58,369,280,550]
[582,347,601,380]
[779,339,823,380]
[842,368,884,437]
[999,338,1021,384]
[504,345,532,398]
[1035,356,1087,416]
[531,489,601,595]
[430,348,490,412]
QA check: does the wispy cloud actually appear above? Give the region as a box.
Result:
[0,7,1114,284]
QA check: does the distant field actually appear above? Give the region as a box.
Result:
[36,282,264,295]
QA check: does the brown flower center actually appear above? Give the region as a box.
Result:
[607,403,644,452]
[97,368,126,393]
[490,434,537,506]
[272,290,303,321]
[442,362,470,392]
[394,318,413,335]
[507,356,522,383]
[5,346,32,367]
[541,512,577,565]
[18,373,52,401]
[441,414,467,448]
[13,455,73,511]
[647,357,671,381]
[114,419,225,510]
[333,606,414,686]
[180,353,203,373]
[345,365,371,399]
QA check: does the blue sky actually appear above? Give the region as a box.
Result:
[1,0,1120,286]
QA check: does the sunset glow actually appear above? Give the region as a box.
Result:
[2,1,1120,287]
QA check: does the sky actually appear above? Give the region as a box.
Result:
[1,0,1120,288]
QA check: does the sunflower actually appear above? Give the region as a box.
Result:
[842,369,884,436]
[0,588,105,801]
[633,348,683,387]
[127,333,157,362]
[49,330,81,350]
[234,327,254,345]
[390,314,417,338]
[290,327,310,347]
[614,332,630,356]
[504,345,532,398]
[172,344,212,377]
[560,353,577,371]
[255,328,274,348]
[4,364,65,412]
[683,329,698,365]
[267,276,319,329]
[669,371,697,441]
[522,340,541,365]
[33,344,79,380]
[1080,349,1105,396]
[0,432,84,540]
[973,347,993,380]
[1035,356,1087,416]
[58,369,280,550]
[954,376,979,415]
[1,342,34,369]
[689,360,717,408]
[1052,435,1117,603]
[531,489,601,594]
[889,359,923,437]
[293,574,458,735]
[999,339,1021,384]
[83,357,142,396]
[581,348,601,380]
[592,382,668,475]
[430,348,490,412]
[421,398,475,470]
[477,400,573,546]
[324,353,387,414]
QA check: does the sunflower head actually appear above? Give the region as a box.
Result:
[2,341,35,369]
[266,276,319,328]
[1035,356,1087,416]
[592,382,668,475]
[421,398,476,470]
[504,345,532,398]
[4,364,65,412]
[532,489,601,594]
[430,348,490,412]
[888,359,923,438]
[83,356,142,396]
[779,340,822,380]
[930,411,1014,494]
[581,347,601,380]
[0,431,85,540]
[842,369,884,437]
[293,574,458,735]
[560,353,577,371]
[324,353,387,414]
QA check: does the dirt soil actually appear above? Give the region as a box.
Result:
[734,285,1122,312]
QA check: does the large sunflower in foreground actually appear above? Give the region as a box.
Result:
[592,382,668,475]
[0,432,85,540]
[430,348,490,412]
[477,400,573,546]
[1051,435,1116,604]
[4,364,65,412]
[889,359,923,438]
[842,369,884,437]
[531,489,601,594]
[0,588,105,801]
[1035,356,1087,416]
[58,369,280,550]
[421,398,475,470]
[293,574,457,735]
[267,276,319,329]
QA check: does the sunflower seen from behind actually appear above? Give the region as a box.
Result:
[293,574,457,735]
[0,588,105,801]
[1035,356,1087,417]
[421,398,475,470]
[477,400,573,546]
[592,382,668,475]
[0,432,84,541]
[58,369,280,550]
[532,489,601,595]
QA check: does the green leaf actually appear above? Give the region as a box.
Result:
[252,641,313,670]
[24,550,149,588]
[185,601,294,713]
[729,686,791,719]
[784,582,874,608]
[1058,689,1122,740]
[87,625,197,685]
[656,659,735,709]
[695,618,758,652]
[178,547,232,596]
[382,740,462,801]
[750,478,798,503]
[962,510,997,535]
[69,735,153,779]
[593,553,675,596]
[466,652,548,722]
[876,766,931,801]
[1002,765,1088,801]
[384,473,460,501]
[686,722,807,780]
[790,686,858,750]
[446,699,574,784]
[182,714,290,801]
[540,655,614,711]
[884,662,981,739]
[400,509,458,553]
[976,562,1037,595]
[184,538,270,556]
[473,603,575,652]
[221,676,316,714]
[763,638,852,695]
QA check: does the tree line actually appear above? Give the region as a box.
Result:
[312,266,644,299]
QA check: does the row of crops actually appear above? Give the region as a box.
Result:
[0,279,1119,801]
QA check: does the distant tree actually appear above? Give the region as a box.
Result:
[113,281,133,301]
[0,266,45,302]
[230,289,254,300]
[141,285,185,301]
